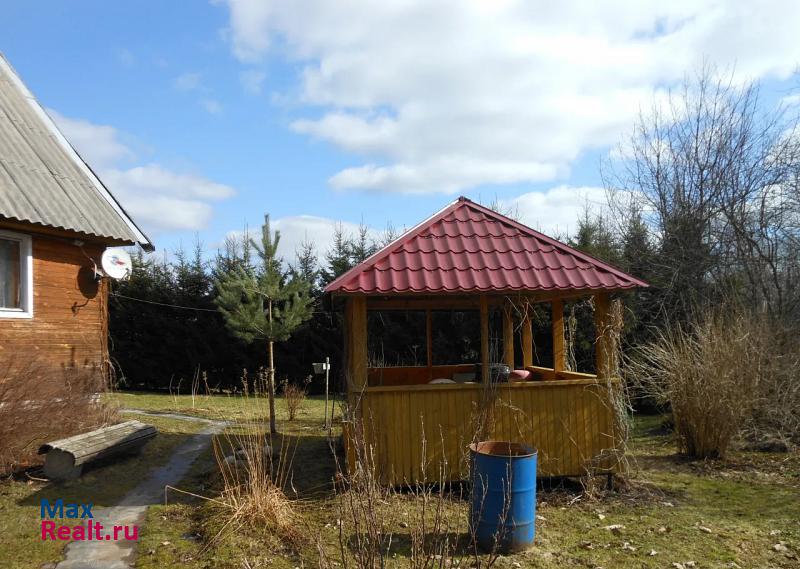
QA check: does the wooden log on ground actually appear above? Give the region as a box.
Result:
[38,420,157,481]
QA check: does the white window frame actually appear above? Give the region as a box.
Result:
[0,229,33,319]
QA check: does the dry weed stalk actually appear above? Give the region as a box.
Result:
[565,303,578,372]
[320,396,506,569]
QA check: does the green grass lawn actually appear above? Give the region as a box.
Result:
[0,413,207,569]
[129,393,800,569]
[1,393,798,569]
[112,391,336,436]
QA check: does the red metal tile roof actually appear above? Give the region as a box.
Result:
[324,197,648,295]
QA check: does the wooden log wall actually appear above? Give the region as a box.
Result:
[0,232,108,395]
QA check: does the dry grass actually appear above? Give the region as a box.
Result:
[0,357,118,474]
[628,306,799,459]
[320,406,508,569]
[194,372,301,551]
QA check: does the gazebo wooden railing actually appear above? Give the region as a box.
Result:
[340,293,622,485]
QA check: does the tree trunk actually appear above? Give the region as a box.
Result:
[267,298,277,435]
[267,338,277,435]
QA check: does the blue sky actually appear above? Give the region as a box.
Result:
[3,1,800,261]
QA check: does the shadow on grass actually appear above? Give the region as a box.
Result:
[283,431,339,498]
[18,431,209,508]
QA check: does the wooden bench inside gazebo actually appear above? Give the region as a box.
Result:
[325,197,647,485]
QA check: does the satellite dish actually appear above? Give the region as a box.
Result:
[101,248,132,280]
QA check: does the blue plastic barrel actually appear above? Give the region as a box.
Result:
[469,441,537,553]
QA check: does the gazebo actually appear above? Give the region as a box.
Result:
[325,197,647,485]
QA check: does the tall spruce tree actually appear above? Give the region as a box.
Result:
[215,214,313,434]
[320,223,354,285]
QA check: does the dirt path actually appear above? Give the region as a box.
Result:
[54,412,226,569]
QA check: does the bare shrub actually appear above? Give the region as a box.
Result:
[282,376,310,421]
[322,413,396,569]
[319,410,504,569]
[0,357,117,474]
[743,324,800,446]
[628,306,796,458]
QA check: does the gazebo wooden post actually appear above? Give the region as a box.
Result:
[521,306,534,368]
[502,302,515,369]
[426,308,433,381]
[552,298,565,374]
[480,295,490,384]
[594,293,612,379]
[344,296,368,394]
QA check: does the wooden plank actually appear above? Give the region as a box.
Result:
[360,377,618,485]
[521,314,533,368]
[552,298,565,373]
[502,306,515,368]
[363,377,611,393]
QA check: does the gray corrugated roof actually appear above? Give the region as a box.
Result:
[0,53,152,250]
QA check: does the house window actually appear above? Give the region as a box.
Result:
[0,230,33,318]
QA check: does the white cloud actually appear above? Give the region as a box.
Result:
[781,93,800,107]
[500,186,610,238]
[226,215,381,264]
[240,69,266,94]
[51,111,235,234]
[47,110,135,169]
[201,98,224,114]
[173,72,203,91]
[219,0,800,194]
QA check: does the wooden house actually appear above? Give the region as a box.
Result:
[325,197,647,485]
[0,54,152,397]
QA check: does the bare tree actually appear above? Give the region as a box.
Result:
[606,64,800,325]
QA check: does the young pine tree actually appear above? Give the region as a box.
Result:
[215,215,313,434]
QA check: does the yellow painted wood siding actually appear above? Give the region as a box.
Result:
[346,379,619,485]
